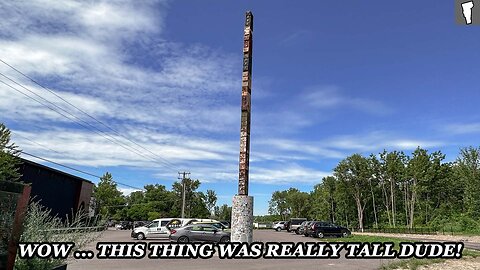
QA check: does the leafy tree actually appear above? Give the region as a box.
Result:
[268,190,289,220]
[128,191,145,205]
[0,123,22,182]
[309,181,331,221]
[144,184,177,217]
[405,148,426,228]
[93,172,125,217]
[217,204,232,221]
[172,178,209,218]
[334,154,371,232]
[285,188,310,218]
[205,189,217,217]
[455,147,480,219]
[333,179,356,228]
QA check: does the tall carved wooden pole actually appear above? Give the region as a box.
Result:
[239,11,253,196]
[231,11,254,243]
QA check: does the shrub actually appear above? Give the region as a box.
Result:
[14,201,102,270]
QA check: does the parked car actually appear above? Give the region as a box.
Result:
[287,218,307,232]
[131,218,218,240]
[133,220,149,228]
[301,221,316,236]
[190,221,230,231]
[272,221,287,231]
[306,221,351,238]
[131,218,188,240]
[169,224,230,243]
[296,221,311,235]
[219,220,231,229]
[116,221,132,230]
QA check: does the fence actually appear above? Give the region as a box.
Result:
[355,226,458,235]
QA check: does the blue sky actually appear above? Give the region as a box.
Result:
[1,1,480,215]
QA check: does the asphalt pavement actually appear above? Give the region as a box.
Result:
[68,229,391,270]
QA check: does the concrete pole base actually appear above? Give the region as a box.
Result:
[231,195,254,243]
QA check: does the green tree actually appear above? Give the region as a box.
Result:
[334,154,371,232]
[406,148,434,228]
[93,172,125,217]
[205,189,217,217]
[268,190,289,220]
[217,204,232,221]
[143,184,177,218]
[285,188,310,218]
[0,123,22,182]
[455,147,480,218]
[309,181,331,222]
[172,178,209,218]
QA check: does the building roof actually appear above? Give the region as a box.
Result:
[20,157,93,184]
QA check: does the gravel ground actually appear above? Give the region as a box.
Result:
[415,257,480,270]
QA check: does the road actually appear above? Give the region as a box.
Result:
[68,229,391,270]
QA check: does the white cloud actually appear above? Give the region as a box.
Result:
[251,165,331,185]
[119,187,142,196]
[302,85,392,115]
[13,128,238,168]
[443,123,480,135]
[323,132,444,153]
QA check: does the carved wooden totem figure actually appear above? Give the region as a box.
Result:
[238,11,253,196]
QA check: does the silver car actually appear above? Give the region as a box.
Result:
[169,224,230,243]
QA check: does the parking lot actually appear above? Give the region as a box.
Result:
[68,229,391,270]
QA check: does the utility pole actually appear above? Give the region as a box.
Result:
[178,172,190,218]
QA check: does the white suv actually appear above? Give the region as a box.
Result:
[131,218,217,240]
[272,221,287,231]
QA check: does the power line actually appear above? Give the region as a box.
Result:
[21,151,144,191]
[0,75,178,172]
[0,58,179,170]
[14,132,62,155]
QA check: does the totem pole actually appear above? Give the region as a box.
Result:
[231,11,254,243]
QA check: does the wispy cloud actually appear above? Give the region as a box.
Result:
[323,132,444,153]
[302,85,393,115]
[251,164,331,185]
[279,30,313,47]
[443,122,480,135]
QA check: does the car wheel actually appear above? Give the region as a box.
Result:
[178,236,189,243]
[316,231,324,238]
[220,236,230,243]
[342,230,350,237]
[276,227,281,232]
[136,233,145,240]
[295,229,300,235]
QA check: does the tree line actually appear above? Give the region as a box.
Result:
[268,147,480,233]
[93,172,232,222]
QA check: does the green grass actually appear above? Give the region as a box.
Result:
[379,249,480,269]
[380,258,445,270]
[320,234,405,249]
[317,235,480,269]
[463,249,480,257]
